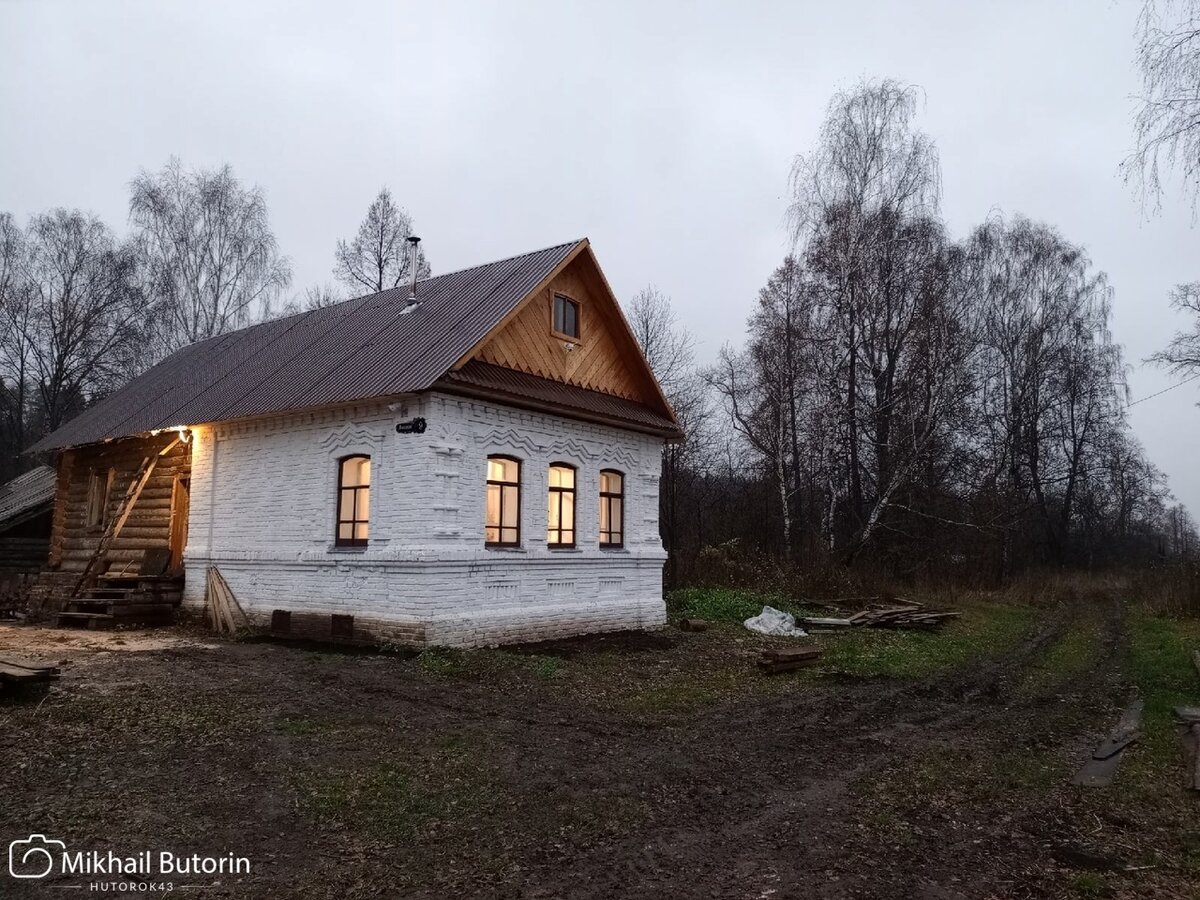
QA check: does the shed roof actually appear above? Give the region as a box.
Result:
[0,466,56,528]
[32,239,614,451]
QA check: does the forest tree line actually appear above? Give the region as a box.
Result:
[636,80,1200,587]
[0,159,423,480]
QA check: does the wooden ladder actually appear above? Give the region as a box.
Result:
[70,437,180,600]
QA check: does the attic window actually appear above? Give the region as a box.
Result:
[552,294,580,341]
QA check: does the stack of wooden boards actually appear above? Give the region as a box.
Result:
[206,566,249,636]
[800,599,960,632]
[0,654,59,694]
[758,646,822,674]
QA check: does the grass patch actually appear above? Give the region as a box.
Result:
[295,738,499,842]
[524,654,561,679]
[816,600,1036,679]
[1070,872,1111,898]
[416,647,465,676]
[298,763,438,840]
[666,587,796,624]
[1125,610,1200,770]
[1018,615,1102,695]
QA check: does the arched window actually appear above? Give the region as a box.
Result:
[547,463,576,548]
[486,456,521,546]
[336,455,371,547]
[599,470,624,548]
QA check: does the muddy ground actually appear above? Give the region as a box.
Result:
[0,588,1197,899]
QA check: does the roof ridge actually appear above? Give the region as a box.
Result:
[154,239,588,351]
[336,237,586,304]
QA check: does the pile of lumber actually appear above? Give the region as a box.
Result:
[800,599,960,632]
[757,646,822,674]
[206,567,249,636]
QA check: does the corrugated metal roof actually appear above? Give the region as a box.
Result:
[32,240,586,451]
[440,360,683,438]
[0,466,56,527]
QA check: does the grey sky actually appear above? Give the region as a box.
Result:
[1,0,1196,514]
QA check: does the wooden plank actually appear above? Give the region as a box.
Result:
[761,647,821,661]
[1092,732,1140,760]
[0,655,60,675]
[1192,723,1200,792]
[0,662,56,682]
[1073,700,1144,786]
[472,255,660,405]
[1174,705,1200,722]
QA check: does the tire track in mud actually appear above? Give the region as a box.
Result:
[518,593,1133,900]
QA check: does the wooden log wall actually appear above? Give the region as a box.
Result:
[50,434,191,574]
[0,535,51,576]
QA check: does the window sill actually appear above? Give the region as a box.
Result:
[485,545,526,553]
[328,544,369,554]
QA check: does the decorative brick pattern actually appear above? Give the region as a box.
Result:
[182,393,667,647]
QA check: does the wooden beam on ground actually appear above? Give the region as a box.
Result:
[1072,700,1143,787]
[758,646,822,674]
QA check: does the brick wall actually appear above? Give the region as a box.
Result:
[183,393,668,647]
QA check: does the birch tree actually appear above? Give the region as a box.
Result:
[130,158,292,355]
[1127,0,1200,211]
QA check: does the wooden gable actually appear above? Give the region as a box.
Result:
[463,243,673,418]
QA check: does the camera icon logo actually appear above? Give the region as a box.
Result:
[9,835,65,879]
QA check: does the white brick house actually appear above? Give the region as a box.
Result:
[32,239,682,645]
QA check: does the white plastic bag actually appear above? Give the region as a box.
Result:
[743,606,808,638]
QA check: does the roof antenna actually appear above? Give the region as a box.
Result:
[402,235,422,313]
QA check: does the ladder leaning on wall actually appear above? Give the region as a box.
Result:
[69,437,181,601]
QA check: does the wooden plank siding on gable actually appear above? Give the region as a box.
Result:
[472,253,661,408]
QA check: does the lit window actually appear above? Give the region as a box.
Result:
[547,464,576,548]
[553,294,580,340]
[486,456,521,546]
[336,455,371,547]
[600,470,624,548]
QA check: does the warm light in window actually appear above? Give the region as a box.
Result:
[547,463,576,547]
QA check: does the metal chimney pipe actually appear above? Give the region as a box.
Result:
[406,235,421,305]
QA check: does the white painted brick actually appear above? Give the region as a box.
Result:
[183,392,667,646]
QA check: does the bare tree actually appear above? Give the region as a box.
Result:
[18,210,145,434]
[625,285,711,583]
[334,188,429,295]
[301,282,344,311]
[1148,282,1200,382]
[0,213,32,475]
[130,157,292,354]
[786,80,949,559]
[1126,0,1200,212]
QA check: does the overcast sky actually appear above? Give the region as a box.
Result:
[1,0,1196,513]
